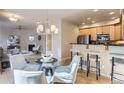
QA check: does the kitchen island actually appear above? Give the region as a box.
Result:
[71,43,124,77]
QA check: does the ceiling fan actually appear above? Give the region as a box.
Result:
[16,25,23,30]
[10,25,28,30]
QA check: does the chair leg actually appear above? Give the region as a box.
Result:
[96,62,98,80]
[111,57,114,84]
[71,51,73,61]
[98,61,100,76]
[87,54,90,77]
[80,57,83,70]
[96,55,99,80]
[87,62,89,77]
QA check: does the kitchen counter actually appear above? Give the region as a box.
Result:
[70,43,124,46]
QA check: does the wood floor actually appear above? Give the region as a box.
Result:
[0,67,111,84]
[76,69,111,84]
[0,55,111,84]
[0,69,111,84]
[0,68,13,84]
[62,59,111,84]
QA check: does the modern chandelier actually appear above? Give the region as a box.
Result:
[36,10,58,34]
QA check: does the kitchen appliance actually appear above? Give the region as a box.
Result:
[77,35,91,44]
[97,34,110,44]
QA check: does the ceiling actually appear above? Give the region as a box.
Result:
[0,9,121,30]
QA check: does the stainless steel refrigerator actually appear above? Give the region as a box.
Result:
[77,35,91,44]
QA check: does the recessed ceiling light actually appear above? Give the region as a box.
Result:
[109,12,115,15]
[93,9,98,12]
[82,23,85,25]
[8,14,23,22]
[9,16,18,22]
[92,21,95,23]
[87,17,91,20]
[111,17,116,19]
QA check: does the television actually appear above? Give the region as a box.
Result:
[97,34,110,44]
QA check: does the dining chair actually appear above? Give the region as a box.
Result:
[51,55,80,84]
[13,70,48,84]
[9,54,41,83]
[9,54,40,70]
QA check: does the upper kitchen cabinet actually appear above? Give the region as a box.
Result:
[102,26,110,34]
[109,25,115,40]
[90,28,97,40]
[96,26,103,34]
[80,28,91,35]
[80,28,97,40]
[102,25,115,40]
[79,24,121,41]
[114,24,121,40]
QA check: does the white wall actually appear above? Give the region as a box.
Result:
[45,19,62,61]
[0,19,79,62]
[0,20,62,61]
[46,19,79,61]
[61,20,79,61]
[0,25,46,52]
[52,20,62,61]
[0,26,16,51]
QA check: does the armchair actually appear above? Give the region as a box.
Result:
[9,54,42,83]
[9,54,40,71]
[32,45,41,53]
[52,55,80,84]
[13,70,47,84]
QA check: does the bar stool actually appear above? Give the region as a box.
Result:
[70,49,84,70]
[110,53,124,84]
[87,51,100,80]
[70,49,79,60]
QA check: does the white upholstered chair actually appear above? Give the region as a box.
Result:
[33,45,41,53]
[9,54,40,71]
[13,70,48,84]
[9,54,41,83]
[52,55,80,84]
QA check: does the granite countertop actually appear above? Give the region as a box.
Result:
[110,53,124,59]
[70,43,124,46]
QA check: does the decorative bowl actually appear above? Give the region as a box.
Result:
[41,54,53,62]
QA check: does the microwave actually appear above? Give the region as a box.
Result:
[97,34,110,44]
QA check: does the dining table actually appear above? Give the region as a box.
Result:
[36,57,58,76]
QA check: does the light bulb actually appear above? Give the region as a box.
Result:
[38,25,44,31]
[54,28,58,34]
[37,24,44,34]
[51,25,56,32]
[9,17,18,22]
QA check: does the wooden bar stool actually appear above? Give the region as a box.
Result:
[87,51,100,80]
